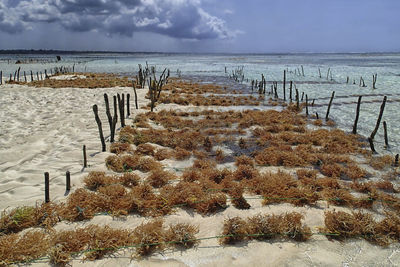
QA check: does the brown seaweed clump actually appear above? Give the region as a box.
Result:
[220,212,311,245]
[0,230,50,266]
[164,223,200,248]
[0,203,60,235]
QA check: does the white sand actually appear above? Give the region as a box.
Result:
[0,82,399,266]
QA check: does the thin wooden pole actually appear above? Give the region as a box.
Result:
[368,137,376,154]
[93,105,106,152]
[370,96,387,140]
[104,94,113,142]
[301,65,304,76]
[283,70,286,101]
[289,81,293,102]
[352,96,362,134]
[44,172,50,203]
[318,68,322,78]
[305,94,309,116]
[112,95,118,141]
[127,93,130,117]
[0,71,2,85]
[325,91,335,120]
[296,89,299,110]
[31,70,33,81]
[383,121,389,148]
[83,145,87,168]
[24,71,27,82]
[395,154,399,167]
[66,171,71,191]
[133,82,138,109]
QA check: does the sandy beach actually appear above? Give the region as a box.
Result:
[1,74,400,267]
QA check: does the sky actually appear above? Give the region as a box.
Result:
[0,0,399,53]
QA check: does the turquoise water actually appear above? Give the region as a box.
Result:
[1,53,399,154]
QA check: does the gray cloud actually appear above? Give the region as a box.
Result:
[0,0,237,40]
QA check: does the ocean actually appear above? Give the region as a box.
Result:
[1,52,399,154]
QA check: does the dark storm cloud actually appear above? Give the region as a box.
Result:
[0,0,236,39]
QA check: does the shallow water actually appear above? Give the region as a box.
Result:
[1,52,399,154]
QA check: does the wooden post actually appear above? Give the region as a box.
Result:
[305,94,309,116]
[326,68,330,80]
[104,94,113,142]
[127,93,130,117]
[370,96,387,140]
[325,91,335,120]
[93,105,106,152]
[383,121,389,148]
[283,70,286,101]
[111,96,118,142]
[312,99,315,106]
[395,154,399,167]
[346,76,349,84]
[36,72,39,81]
[17,67,20,81]
[301,92,304,102]
[83,145,87,167]
[368,137,376,154]
[0,71,2,85]
[44,172,50,203]
[45,70,48,79]
[133,82,138,109]
[301,65,304,76]
[296,89,299,110]
[316,112,319,119]
[9,73,12,81]
[66,171,71,191]
[318,68,322,78]
[289,81,293,102]
[31,70,33,81]
[372,74,377,89]
[24,71,27,82]
[352,96,362,134]
[117,94,125,127]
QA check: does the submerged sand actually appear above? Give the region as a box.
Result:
[0,79,399,266]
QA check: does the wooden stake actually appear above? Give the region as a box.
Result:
[318,68,321,78]
[44,172,50,203]
[296,89,299,110]
[31,70,33,81]
[301,65,304,76]
[346,76,349,84]
[93,105,106,152]
[289,81,293,102]
[117,94,125,127]
[133,82,138,109]
[24,71,27,82]
[326,68,330,80]
[325,91,335,120]
[83,145,87,168]
[127,93,130,117]
[283,70,286,101]
[301,92,304,102]
[352,96,362,134]
[66,171,71,191]
[370,96,387,140]
[0,71,2,85]
[305,94,309,116]
[395,154,399,167]
[312,99,315,106]
[316,112,319,119]
[111,96,118,142]
[17,67,20,81]
[383,121,389,148]
[104,94,113,142]
[368,137,376,154]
